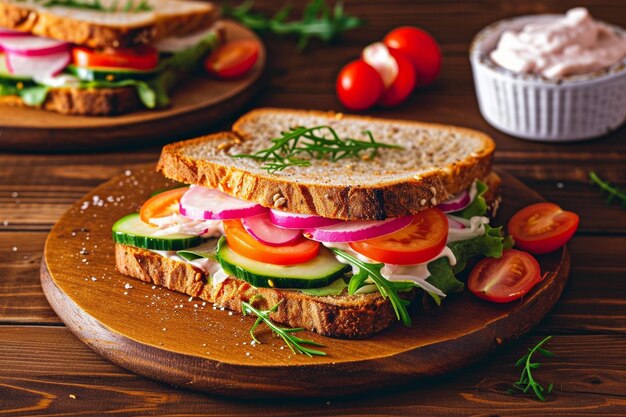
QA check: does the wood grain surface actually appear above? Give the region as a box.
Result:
[0,20,266,152]
[39,168,569,397]
[1,0,625,414]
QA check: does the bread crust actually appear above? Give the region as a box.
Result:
[115,243,398,338]
[0,0,219,48]
[0,86,143,115]
[157,109,496,220]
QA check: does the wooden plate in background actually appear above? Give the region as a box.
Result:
[41,167,569,398]
[0,20,265,152]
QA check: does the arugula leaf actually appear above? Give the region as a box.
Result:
[457,180,488,219]
[0,79,50,106]
[299,277,347,296]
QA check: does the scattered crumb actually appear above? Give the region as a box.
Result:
[556,182,564,189]
[12,246,17,252]
[162,328,167,331]
[11,192,18,198]
[124,283,133,290]
[2,220,8,226]
[91,277,97,282]
[188,296,193,302]
[125,170,132,176]
[69,394,77,400]
[123,292,128,295]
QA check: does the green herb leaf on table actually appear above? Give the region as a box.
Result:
[589,171,626,209]
[241,300,326,357]
[330,248,414,326]
[511,336,556,401]
[233,125,403,173]
[223,0,364,49]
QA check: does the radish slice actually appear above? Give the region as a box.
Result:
[0,35,69,56]
[5,50,70,78]
[179,186,267,220]
[0,28,29,37]
[304,216,413,243]
[243,213,303,246]
[269,209,343,229]
[362,42,399,88]
[438,190,471,213]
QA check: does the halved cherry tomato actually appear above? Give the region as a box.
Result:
[204,39,260,79]
[508,202,579,254]
[72,45,159,70]
[336,60,385,111]
[349,208,448,265]
[377,48,417,107]
[468,249,542,303]
[223,219,319,265]
[384,26,442,86]
[140,187,189,225]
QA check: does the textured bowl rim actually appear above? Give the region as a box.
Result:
[469,13,626,86]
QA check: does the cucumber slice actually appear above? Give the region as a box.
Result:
[216,237,349,289]
[112,213,202,251]
[66,64,161,82]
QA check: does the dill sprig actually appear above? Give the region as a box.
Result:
[223,0,364,49]
[330,248,415,326]
[233,125,403,174]
[37,0,151,12]
[241,300,326,357]
[510,336,556,401]
[589,171,626,209]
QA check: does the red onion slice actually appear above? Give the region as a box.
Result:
[304,216,413,243]
[179,186,267,220]
[269,209,343,229]
[5,50,70,78]
[243,213,303,246]
[438,190,471,213]
[446,216,466,229]
[0,36,69,56]
[0,28,29,37]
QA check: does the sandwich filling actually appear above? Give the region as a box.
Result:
[0,26,221,109]
[112,179,507,325]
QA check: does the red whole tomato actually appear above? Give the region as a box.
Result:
[72,45,159,70]
[377,48,417,107]
[468,249,542,303]
[204,39,260,79]
[223,219,319,265]
[384,26,442,86]
[349,208,448,265]
[336,60,385,111]
[508,202,579,254]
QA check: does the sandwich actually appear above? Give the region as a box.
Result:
[0,0,221,115]
[112,108,506,339]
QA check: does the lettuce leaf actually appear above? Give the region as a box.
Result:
[0,80,50,106]
[457,180,488,219]
[299,278,348,296]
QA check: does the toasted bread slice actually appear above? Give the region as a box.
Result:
[0,85,142,115]
[157,108,496,221]
[0,0,218,48]
[115,243,398,339]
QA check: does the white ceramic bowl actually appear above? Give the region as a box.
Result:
[470,15,626,142]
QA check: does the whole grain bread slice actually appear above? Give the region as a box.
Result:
[157,108,496,221]
[0,0,218,48]
[115,243,398,338]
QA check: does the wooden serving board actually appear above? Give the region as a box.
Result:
[0,20,265,152]
[41,167,570,398]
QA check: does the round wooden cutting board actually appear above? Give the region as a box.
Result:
[0,21,265,152]
[41,167,570,398]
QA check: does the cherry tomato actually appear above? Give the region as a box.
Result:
[508,202,579,254]
[204,39,260,79]
[72,45,159,70]
[336,60,385,111]
[223,219,319,265]
[349,208,448,265]
[140,187,189,225]
[468,249,542,303]
[377,48,417,107]
[384,26,442,86]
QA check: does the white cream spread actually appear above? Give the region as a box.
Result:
[33,73,81,88]
[490,8,626,78]
[447,215,489,243]
[149,213,223,238]
[150,249,223,276]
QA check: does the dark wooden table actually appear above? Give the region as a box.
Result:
[1,0,625,415]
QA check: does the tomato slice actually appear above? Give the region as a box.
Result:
[72,45,159,71]
[349,208,448,265]
[508,202,579,254]
[204,39,260,79]
[140,187,189,225]
[468,249,541,303]
[223,219,319,265]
